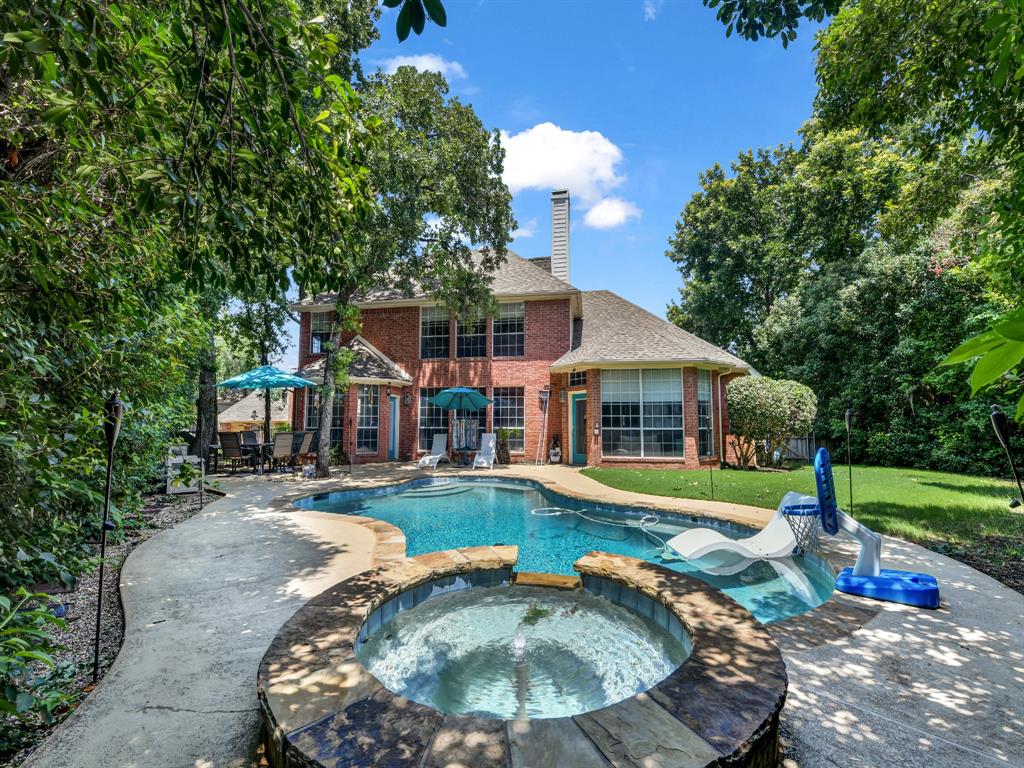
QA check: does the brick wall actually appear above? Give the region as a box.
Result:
[720,371,743,465]
[583,366,740,470]
[292,300,571,462]
[293,307,748,468]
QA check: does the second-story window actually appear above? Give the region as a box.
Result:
[493,302,525,357]
[309,312,332,354]
[420,306,449,359]
[456,312,486,358]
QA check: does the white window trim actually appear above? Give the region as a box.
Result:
[455,312,487,359]
[356,384,380,454]
[492,302,526,359]
[419,305,450,360]
[309,311,332,354]
[416,386,447,453]
[697,368,715,458]
[493,386,526,454]
[600,368,686,460]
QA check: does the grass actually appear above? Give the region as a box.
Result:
[582,464,1024,592]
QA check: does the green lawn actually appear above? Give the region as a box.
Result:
[582,465,1024,591]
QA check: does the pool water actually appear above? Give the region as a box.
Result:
[356,585,690,720]
[296,479,834,623]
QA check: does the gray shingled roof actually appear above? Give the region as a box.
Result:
[297,336,412,385]
[551,290,751,371]
[288,250,575,310]
[217,391,290,423]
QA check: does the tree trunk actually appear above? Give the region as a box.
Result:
[261,350,271,444]
[315,328,342,478]
[191,330,218,461]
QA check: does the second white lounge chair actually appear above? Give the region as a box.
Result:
[473,433,496,469]
[665,491,806,563]
[417,433,451,470]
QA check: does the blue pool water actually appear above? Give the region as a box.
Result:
[295,478,834,623]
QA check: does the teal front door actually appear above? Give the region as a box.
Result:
[570,393,588,465]
[388,395,400,459]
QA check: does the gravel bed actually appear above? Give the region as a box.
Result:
[5,491,213,766]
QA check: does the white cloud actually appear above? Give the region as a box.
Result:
[511,218,538,240]
[499,122,626,205]
[643,0,663,21]
[583,197,642,229]
[377,54,467,80]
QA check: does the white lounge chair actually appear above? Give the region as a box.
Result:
[665,491,806,563]
[417,433,451,470]
[473,433,496,469]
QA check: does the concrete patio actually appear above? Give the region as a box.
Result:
[23,463,1024,768]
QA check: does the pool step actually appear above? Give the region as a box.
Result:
[512,572,581,590]
[402,484,472,499]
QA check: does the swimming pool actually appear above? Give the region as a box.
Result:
[295,477,835,623]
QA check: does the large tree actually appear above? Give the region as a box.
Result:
[313,66,514,476]
[666,120,1011,472]
[701,0,1024,419]
[666,146,805,367]
[667,128,909,370]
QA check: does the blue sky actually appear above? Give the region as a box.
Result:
[281,1,820,367]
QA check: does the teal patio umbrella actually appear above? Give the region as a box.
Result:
[429,387,492,412]
[431,388,492,454]
[217,365,317,390]
[217,365,317,448]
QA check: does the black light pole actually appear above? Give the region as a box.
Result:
[93,391,123,684]
[845,409,854,516]
[990,405,1023,508]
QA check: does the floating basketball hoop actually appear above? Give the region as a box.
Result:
[781,502,820,555]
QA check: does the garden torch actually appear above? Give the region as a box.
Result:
[845,409,854,516]
[990,405,1023,509]
[93,391,123,683]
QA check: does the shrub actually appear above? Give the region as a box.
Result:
[727,377,817,468]
[0,590,72,722]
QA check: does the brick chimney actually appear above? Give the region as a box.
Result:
[550,189,570,283]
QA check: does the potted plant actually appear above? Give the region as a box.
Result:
[496,428,512,465]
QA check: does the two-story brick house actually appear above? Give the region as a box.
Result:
[289,190,752,468]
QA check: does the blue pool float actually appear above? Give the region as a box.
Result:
[814,448,941,609]
[835,568,941,609]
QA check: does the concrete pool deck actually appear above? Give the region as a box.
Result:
[24,463,1024,768]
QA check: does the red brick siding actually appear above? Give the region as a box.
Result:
[292,306,749,468]
[585,366,738,470]
[719,371,744,465]
[292,300,571,463]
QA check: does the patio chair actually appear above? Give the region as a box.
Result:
[240,430,265,470]
[473,433,497,470]
[417,433,451,469]
[294,431,316,466]
[218,432,252,473]
[270,432,294,472]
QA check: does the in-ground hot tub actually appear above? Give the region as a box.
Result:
[356,580,691,720]
[259,547,788,768]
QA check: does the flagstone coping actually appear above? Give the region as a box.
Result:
[262,472,884,653]
[258,548,787,768]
